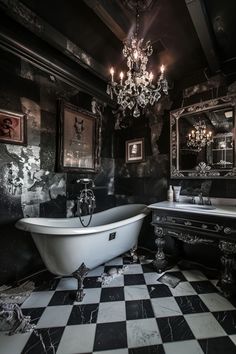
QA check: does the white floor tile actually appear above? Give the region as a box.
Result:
[0,332,31,354]
[144,272,163,285]
[56,278,77,291]
[56,324,96,354]
[94,349,129,354]
[101,275,124,288]
[36,305,72,328]
[182,270,207,282]
[164,340,204,354]
[229,335,236,345]
[123,264,143,274]
[21,291,54,308]
[170,281,197,296]
[124,285,150,301]
[185,313,226,339]
[87,266,105,277]
[151,297,182,318]
[199,293,235,311]
[74,288,101,304]
[97,301,126,323]
[105,257,123,266]
[126,318,162,348]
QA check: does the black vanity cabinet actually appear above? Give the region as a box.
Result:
[150,206,236,297]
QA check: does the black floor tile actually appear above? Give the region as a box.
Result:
[147,284,172,298]
[21,308,45,325]
[34,278,60,292]
[93,321,127,351]
[165,271,187,282]
[84,276,101,288]
[124,274,145,286]
[22,327,65,354]
[100,287,124,302]
[213,311,236,335]
[190,281,219,294]
[199,336,236,354]
[48,290,76,306]
[126,299,154,320]
[157,315,194,342]
[175,295,209,314]
[67,304,99,325]
[129,344,165,354]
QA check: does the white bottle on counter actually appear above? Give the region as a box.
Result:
[167,185,173,202]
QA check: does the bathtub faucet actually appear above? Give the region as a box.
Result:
[76,178,96,227]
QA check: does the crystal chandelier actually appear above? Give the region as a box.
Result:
[187,120,213,151]
[106,1,168,118]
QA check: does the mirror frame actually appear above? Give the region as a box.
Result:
[170,94,236,178]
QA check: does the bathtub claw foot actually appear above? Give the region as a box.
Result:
[72,263,90,302]
[130,245,138,263]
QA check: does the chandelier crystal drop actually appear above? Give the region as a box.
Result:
[187,120,213,151]
[106,2,168,118]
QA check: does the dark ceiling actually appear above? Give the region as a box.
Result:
[5,0,236,83]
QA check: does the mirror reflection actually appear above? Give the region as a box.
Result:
[179,107,234,171]
[170,95,236,178]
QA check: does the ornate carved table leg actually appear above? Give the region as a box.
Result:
[219,241,236,297]
[72,263,90,302]
[152,226,168,273]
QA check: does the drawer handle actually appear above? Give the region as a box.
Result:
[224,227,232,234]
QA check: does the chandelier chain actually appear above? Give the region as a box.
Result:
[135,0,140,38]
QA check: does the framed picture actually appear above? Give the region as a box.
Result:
[0,109,26,145]
[57,101,100,172]
[125,138,145,163]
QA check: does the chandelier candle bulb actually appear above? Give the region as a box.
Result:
[120,71,124,85]
[110,67,114,82]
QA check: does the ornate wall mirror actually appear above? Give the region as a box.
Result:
[170,95,236,178]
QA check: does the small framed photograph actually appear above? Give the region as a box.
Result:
[126,138,145,163]
[0,109,26,145]
[57,101,100,172]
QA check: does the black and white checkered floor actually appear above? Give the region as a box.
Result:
[1,254,236,354]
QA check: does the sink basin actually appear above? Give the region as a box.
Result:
[176,203,216,210]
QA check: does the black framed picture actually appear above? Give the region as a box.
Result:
[125,138,145,163]
[57,101,100,172]
[0,109,26,145]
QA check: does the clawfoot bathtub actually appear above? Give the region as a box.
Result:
[16,204,149,301]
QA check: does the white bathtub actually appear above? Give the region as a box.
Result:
[16,204,149,275]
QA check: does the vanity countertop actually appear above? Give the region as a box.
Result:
[148,201,236,219]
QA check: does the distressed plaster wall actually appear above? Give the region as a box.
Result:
[0,48,115,284]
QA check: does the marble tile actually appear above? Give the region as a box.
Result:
[48,290,75,306]
[97,301,126,323]
[148,284,172,298]
[229,334,236,345]
[163,340,204,354]
[170,282,197,296]
[126,299,154,320]
[123,264,143,274]
[76,288,101,304]
[185,313,226,339]
[94,321,127,351]
[87,265,105,277]
[56,277,77,291]
[151,297,182,318]
[84,276,102,288]
[0,332,31,354]
[21,291,55,308]
[94,349,129,354]
[144,272,163,285]
[102,275,125,288]
[213,310,236,334]
[23,327,65,354]
[124,274,145,286]
[57,324,96,354]
[182,270,207,282]
[67,304,99,325]
[105,257,124,266]
[175,295,209,314]
[128,345,165,354]
[157,316,194,342]
[199,293,236,312]
[124,285,150,301]
[21,307,45,325]
[199,336,236,354]
[126,318,162,348]
[100,287,124,302]
[36,305,72,328]
[190,281,219,294]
